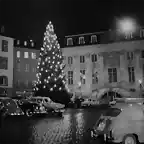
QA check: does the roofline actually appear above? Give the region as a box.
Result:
[65,30,111,38]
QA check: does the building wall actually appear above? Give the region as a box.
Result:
[13,47,39,96]
[62,40,144,97]
[0,35,14,96]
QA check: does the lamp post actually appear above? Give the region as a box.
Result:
[139,80,142,98]
[78,81,82,98]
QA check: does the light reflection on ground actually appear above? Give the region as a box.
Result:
[0,108,103,144]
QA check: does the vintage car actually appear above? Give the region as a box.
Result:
[15,99,47,117]
[81,99,99,107]
[30,96,65,116]
[0,97,24,118]
[90,102,144,144]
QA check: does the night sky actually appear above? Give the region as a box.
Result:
[0,0,144,46]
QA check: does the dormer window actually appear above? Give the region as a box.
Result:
[125,32,133,39]
[31,42,34,47]
[67,38,73,46]
[17,40,20,45]
[24,41,27,46]
[91,35,97,43]
[79,36,85,44]
[140,29,144,38]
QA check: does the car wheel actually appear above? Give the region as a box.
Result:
[26,109,33,117]
[122,134,137,144]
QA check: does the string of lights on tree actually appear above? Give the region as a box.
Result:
[33,21,68,93]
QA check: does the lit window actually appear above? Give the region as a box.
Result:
[17,51,20,58]
[91,35,97,43]
[31,52,36,59]
[24,52,29,58]
[79,37,85,44]
[24,41,27,46]
[67,38,73,46]
[17,40,20,45]
[31,42,34,47]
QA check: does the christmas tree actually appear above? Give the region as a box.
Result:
[33,21,67,97]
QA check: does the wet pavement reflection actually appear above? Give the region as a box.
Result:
[0,108,105,144]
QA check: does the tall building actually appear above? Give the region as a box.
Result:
[13,39,39,96]
[0,35,14,96]
[62,28,144,97]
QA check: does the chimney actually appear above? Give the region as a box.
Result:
[1,26,5,33]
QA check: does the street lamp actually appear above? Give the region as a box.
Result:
[139,79,142,98]
[78,81,82,98]
[116,17,139,35]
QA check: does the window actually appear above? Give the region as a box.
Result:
[141,51,144,58]
[0,57,8,69]
[67,38,73,46]
[2,40,8,52]
[32,67,36,72]
[80,70,85,84]
[92,72,98,84]
[91,35,97,43]
[17,51,20,58]
[79,37,85,44]
[143,64,144,79]
[68,71,73,85]
[24,41,27,46]
[80,55,85,63]
[31,52,36,59]
[16,80,20,88]
[128,67,135,83]
[125,32,133,39]
[91,54,97,62]
[25,64,29,72]
[31,42,34,47]
[0,76,8,86]
[68,56,73,64]
[24,52,29,58]
[16,62,20,71]
[17,40,20,45]
[25,80,29,88]
[140,29,144,38]
[127,51,134,60]
[108,68,117,83]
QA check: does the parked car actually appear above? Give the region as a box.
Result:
[15,99,47,117]
[31,97,65,116]
[91,102,144,144]
[0,97,24,118]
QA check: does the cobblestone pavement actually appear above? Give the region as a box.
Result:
[0,108,106,144]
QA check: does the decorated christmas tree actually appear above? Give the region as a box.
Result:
[33,21,67,98]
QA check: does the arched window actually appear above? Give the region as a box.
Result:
[0,76,8,86]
